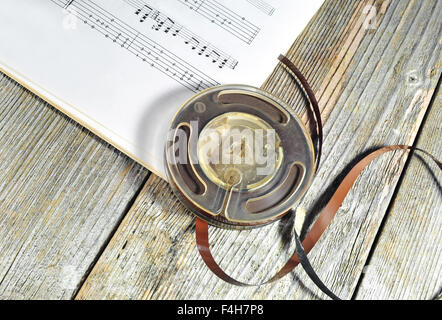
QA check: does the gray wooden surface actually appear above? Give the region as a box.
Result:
[0,0,440,300]
[355,82,442,300]
[0,75,149,299]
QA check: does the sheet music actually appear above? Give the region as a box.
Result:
[0,0,323,179]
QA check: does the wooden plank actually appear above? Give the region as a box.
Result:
[77,0,442,300]
[355,81,441,300]
[0,74,149,299]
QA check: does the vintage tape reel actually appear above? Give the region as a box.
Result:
[165,85,315,229]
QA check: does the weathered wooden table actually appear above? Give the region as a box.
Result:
[0,0,440,300]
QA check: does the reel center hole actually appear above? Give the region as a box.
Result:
[197,112,283,191]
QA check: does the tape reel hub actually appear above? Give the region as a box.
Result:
[197,112,283,191]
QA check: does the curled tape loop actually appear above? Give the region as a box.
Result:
[195,55,442,299]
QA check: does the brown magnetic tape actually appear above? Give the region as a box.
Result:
[164,55,441,299]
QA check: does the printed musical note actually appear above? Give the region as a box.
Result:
[246,0,275,16]
[124,0,239,70]
[52,0,219,92]
[186,37,200,50]
[207,50,220,63]
[177,0,261,45]
[163,18,176,34]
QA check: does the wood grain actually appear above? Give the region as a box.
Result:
[0,74,149,299]
[77,0,442,300]
[355,80,441,300]
[0,0,438,300]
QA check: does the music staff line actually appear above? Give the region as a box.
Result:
[52,0,219,92]
[177,0,261,45]
[72,0,218,89]
[64,0,75,8]
[246,0,275,16]
[123,0,238,70]
[74,1,204,88]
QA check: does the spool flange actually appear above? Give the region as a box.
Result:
[165,85,315,229]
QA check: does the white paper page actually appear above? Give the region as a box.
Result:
[0,0,323,179]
